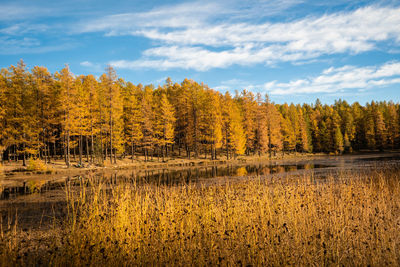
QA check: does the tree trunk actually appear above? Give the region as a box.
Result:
[91,129,94,163]
[46,141,50,163]
[66,131,70,168]
[109,129,113,165]
[53,141,56,160]
[79,134,83,165]
[86,136,89,162]
[73,142,76,161]
[109,83,113,165]
[22,145,26,167]
[105,141,108,161]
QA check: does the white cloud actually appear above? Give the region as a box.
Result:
[0,36,73,55]
[80,61,94,67]
[263,61,400,95]
[82,4,400,71]
[0,4,54,21]
[80,61,103,72]
[0,23,49,35]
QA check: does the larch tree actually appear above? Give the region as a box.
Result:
[100,66,123,164]
[73,75,90,165]
[31,66,57,163]
[296,105,310,153]
[279,104,296,153]
[264,95,282,158]
[156,92,176,161]
[56,65,75,168]
[204,90,223,160]
[122,82,143,162]
[383,102,399,149]
[140,85,155,161]
[374,109,387,151]
[82,74,99,163]
[2,60,400,165]
[0,69,7,162]
[222,92,246,159]
[236,90,257,155]
[7,60,32,165]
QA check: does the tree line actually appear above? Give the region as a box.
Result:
[0,60,399,167]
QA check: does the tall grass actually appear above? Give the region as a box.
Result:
[1,168,400,266]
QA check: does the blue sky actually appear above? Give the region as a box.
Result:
[1,0,400,104]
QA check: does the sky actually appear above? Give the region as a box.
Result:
[1,0,400,104]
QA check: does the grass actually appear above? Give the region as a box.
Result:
[1,168,400,266]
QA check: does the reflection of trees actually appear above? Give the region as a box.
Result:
[236,167,247,176]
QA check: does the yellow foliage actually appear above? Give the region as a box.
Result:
[236,166,247,176]
[26,158,51,172]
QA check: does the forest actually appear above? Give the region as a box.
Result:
[0,60,399,167]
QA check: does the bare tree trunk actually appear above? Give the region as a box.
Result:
[22,142,26,167]
[53,141,56,160]
[66,131,70,168]
[105,140,108,161]
[73,141,76,162]
[46,139,50,163]
[78,134,82,165]
[84,136,88,162]
[109,90,113,165]
[91,129,94,163]
[109,129,113,164]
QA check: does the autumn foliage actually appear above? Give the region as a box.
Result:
[0,60,399,166]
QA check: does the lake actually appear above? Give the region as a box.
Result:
[2,152,400,200]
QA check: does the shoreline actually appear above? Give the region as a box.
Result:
[0,150,399,188]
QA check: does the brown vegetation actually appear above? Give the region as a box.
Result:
[1,167,399,266]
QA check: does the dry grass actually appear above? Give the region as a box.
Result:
[1,168,400,266]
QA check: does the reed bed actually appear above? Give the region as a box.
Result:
[1,168,400,266]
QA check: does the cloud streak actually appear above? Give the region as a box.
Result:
[263,61,400,95]
[79,3,400,71]
[0,4,54,21]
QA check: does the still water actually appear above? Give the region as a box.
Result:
[1,162,329,199]
[2,153,400,199]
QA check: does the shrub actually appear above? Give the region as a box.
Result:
[26,158,49,172]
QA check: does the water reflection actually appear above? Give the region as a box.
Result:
[1,162,328,199]
[113,163,330,186]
